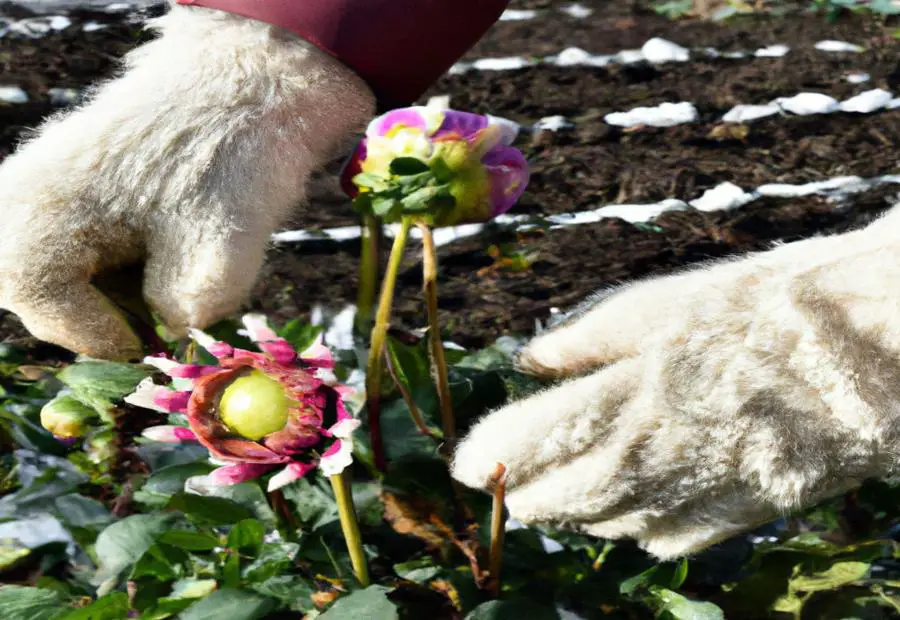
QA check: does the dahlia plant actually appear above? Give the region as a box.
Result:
[123,314,369,585]
[341,106,529,470]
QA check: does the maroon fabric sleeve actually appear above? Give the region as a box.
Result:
[175,0,510,105]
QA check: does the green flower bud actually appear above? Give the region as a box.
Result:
[219,369,290,441]
[40,395,96,438]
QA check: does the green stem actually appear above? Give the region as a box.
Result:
[330,471,370,586]
[365,216,413,472]
[418,223,456,454]
[355,215,381,336]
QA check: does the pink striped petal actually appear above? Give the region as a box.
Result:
[266,461,316,492]
[142,425,198,443]
[152,390,191,414]
[188,328,234,359]
[319,438,354,476]
[125,378,187,413]
[300,339,335,369]
[143,355,218,380]
[328,418,361,439]
[241,314,297,364]
[207,462,276,486]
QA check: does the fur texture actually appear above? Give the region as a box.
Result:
[0,2,375,359]
[452,206,900,558]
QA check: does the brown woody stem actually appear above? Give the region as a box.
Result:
[487,463,508,598]
[418,223,456,454]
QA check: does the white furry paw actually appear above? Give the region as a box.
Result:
[452,219,900,558]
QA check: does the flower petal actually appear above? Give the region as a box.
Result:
[142,425,198,443]
[487,115,521,146]
[328,417,361,439]
[319,438,354,477]
[370,107,429,137]
[189,328,235,359]
[482,145,530,217]
[242,314,297,364]
[142,356,219,380]
[207,463,276,486]
[300,338,335,369]
[266,461,316,492]
[125,378,190,413]
[434,109,489,142]
[340,141,367,198]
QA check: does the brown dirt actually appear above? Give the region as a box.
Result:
[1,0,900,351]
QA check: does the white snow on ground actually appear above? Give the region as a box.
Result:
[605,101,699,128]
[0,86,28,103]
[272,175,900,248]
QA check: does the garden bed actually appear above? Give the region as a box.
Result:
[2,0,900,351]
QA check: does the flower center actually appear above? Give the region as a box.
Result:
[218,369,290,441]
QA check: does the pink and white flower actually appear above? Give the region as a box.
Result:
[125,314,358,491]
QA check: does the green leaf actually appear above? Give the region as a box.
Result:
[131,544,180,582]
[791,561,871,592]
[653,588,725,620]
[276,320,322,353]
[670,558,689,589]
[389,157,430,176]
[0,586,66,620]
[319,586,399,619]
[0,545,30,571]
[280,477,338,530]
[400,185,452,213]
[394,557,441,583]
[158,530,221,552]
[57,361,152,419]
[179,589,275,620]
[227,519,264,555]
[53,494,111,529]
[465,600,561,619]
[241,542,299,584]
[94,514,178,585]
[166,493,252,526]
[250,575,314,611]
[60,592,130,620]
[352,172,389,191]
[222,551,241,589]
[372,196,400,219]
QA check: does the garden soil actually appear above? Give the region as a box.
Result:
[2,0,900,352]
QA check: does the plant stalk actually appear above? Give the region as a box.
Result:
[418,223,456,454]
[365,216,413,472]
[487,463,508,598]
[355,214,381,336]
[330,471,370,586]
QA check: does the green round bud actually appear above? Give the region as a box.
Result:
[40,395,95,439]
[218,370,290,441]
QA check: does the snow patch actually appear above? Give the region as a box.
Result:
[604,101,698,128]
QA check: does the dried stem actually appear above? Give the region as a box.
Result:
[330,471,371,586]
[355,214,381,336]
[417,223,456,454]
[365,216,413,471]
[487,463,508,598]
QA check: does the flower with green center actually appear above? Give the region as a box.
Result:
[124,314,358,491]
[341,106,529,226]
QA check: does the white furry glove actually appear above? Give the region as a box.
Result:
[0,5,374,360]
[452,206,900,559]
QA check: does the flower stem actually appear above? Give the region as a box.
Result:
[355,214,381,336]
[330,471,370,586]
[418,223,456,454]
[487,463,508,598]
[365,216,413,472]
